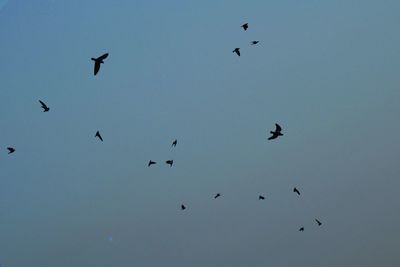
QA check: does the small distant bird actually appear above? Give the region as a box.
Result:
[166,160,173,167]
[315,219,322,226]
[39,100,50,112]
[299,227,304,232]
[91,53,109,76]
[251,41,259,45]
[293,187,300,195]
[233,48,240,57]
[148,160,156,167]
[181,204,186,210]
[7,147,15,154]
[268,123,283,140]
[95,131,103,142]
[214,193,221,199]
[241,23,248,31]
[171,139,177,147]
[259,195,265,200]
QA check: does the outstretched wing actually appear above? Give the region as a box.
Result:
[275,123,282,132]
[39,100,47,108]
[98,53,109,60]
[94,62,101,75]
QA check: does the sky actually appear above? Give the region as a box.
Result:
[0,0,400,266]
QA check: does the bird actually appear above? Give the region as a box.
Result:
[251,41,259,45]
[171,139,177,147]
[293,187,300,195]
[95,131,103,141]
[38,100,50,112]
[181,204,186,210]
[148,160,156,167]
[241,23,248,31]
[315,219,322,226]
[259,195,265,200]
[233,48,240,56]
[214,193,221,199]
[91,53,109,76]
[268,123,283,140]
[7,147,15,154]
[299,227,304,232]
[166,160,173,167]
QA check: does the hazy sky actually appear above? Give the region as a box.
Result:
[0,0,400,266]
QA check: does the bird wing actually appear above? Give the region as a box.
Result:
[39,100,47,108]
[237,50,240,56]
[94,62,101,75]
[275,123,282,132]
[98,53,109,60]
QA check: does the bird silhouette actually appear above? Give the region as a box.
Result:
[91,53,109,76]
[293,187,300,195]
[241,23,248,31]
[181,204,186,210]
[214,193,221,199]
[166,160,173,167]
[233,48,240,56]
[7,147,15,154]
[268,123,283,140]
[299,227,304,232]
[315,219,322,226]
[251,41,259,45]
[148,160,156,167]
[39,100,50,112]
[95,131,103,142]
[259,195,265,200]
[171,139,177,147]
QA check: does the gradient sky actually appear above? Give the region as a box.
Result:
[0,0,400,266]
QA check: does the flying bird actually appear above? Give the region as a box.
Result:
[259,195,265,200]
[293,187,300,195]
[39,100,50,112]
[299,227,304,232]
[171,139,177,147]
[241,23,248,31]
[214,193,221,199]
[251,41,259,45]
[181,204,186,210]
[7,147,15,154]
[166,160,173,167]
[91,53,109,76]
[268,123,283,140]
[315,219,322,226]
[95,131,103,142]
[233,48,240,56]
[148,160,156,167]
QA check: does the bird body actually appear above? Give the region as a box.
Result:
[233,48,240,56]
[268,123,283,140]
[181,204,186,210]
[293,187,300,195]
[148,160,156,167]
[299,227,304,232]
[172,139,177,147]
[251,41,259,45]
[91,53,109,75]
[7,147,15,154]
[95,131,103,141]
[241,23,248,31]
[214,193,221,199]
[259,195,265,200]
[166,160,173,167]
[39,100,50,112]
[315,219,322,226]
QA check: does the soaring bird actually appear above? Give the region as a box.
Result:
[39,100,50,112]
[233,48,240,57]
[181,204,186,210]
[315,219,322,226]
[171,139,177,147]
[259,195,265,200]
[166,160,174,167]
[293,187,300,195]
[299,227,304,232]
[268,123,283,140]
[148,160,156,167]
[241,23,248,31]
[95,131,103,142]
[214,193,221,199]
[7,147,15,154]
[91,53,109,76]
[251,41,259,45]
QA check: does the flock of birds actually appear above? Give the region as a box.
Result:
[6,22,323,232]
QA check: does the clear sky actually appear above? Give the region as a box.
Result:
[0,0,400,266]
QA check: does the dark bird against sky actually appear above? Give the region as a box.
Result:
[233,48,240,57]
[166,160,173,167]
[91,53,109,76]
[315,219,322,226]
[39,100,50,112]
[95,131,103,142]
[241,23,248,31]
[171,139,177,147]
[259,195,265,200]
[7,147,15,154]
[293,187,300,195]
[299,227,304,232]
[214,193,221,199]
[148,160,156,167]
[251,41,259,45]
[181,204,186,210]
[268,123,283,140]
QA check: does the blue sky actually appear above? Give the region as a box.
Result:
[0,0,400,266]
